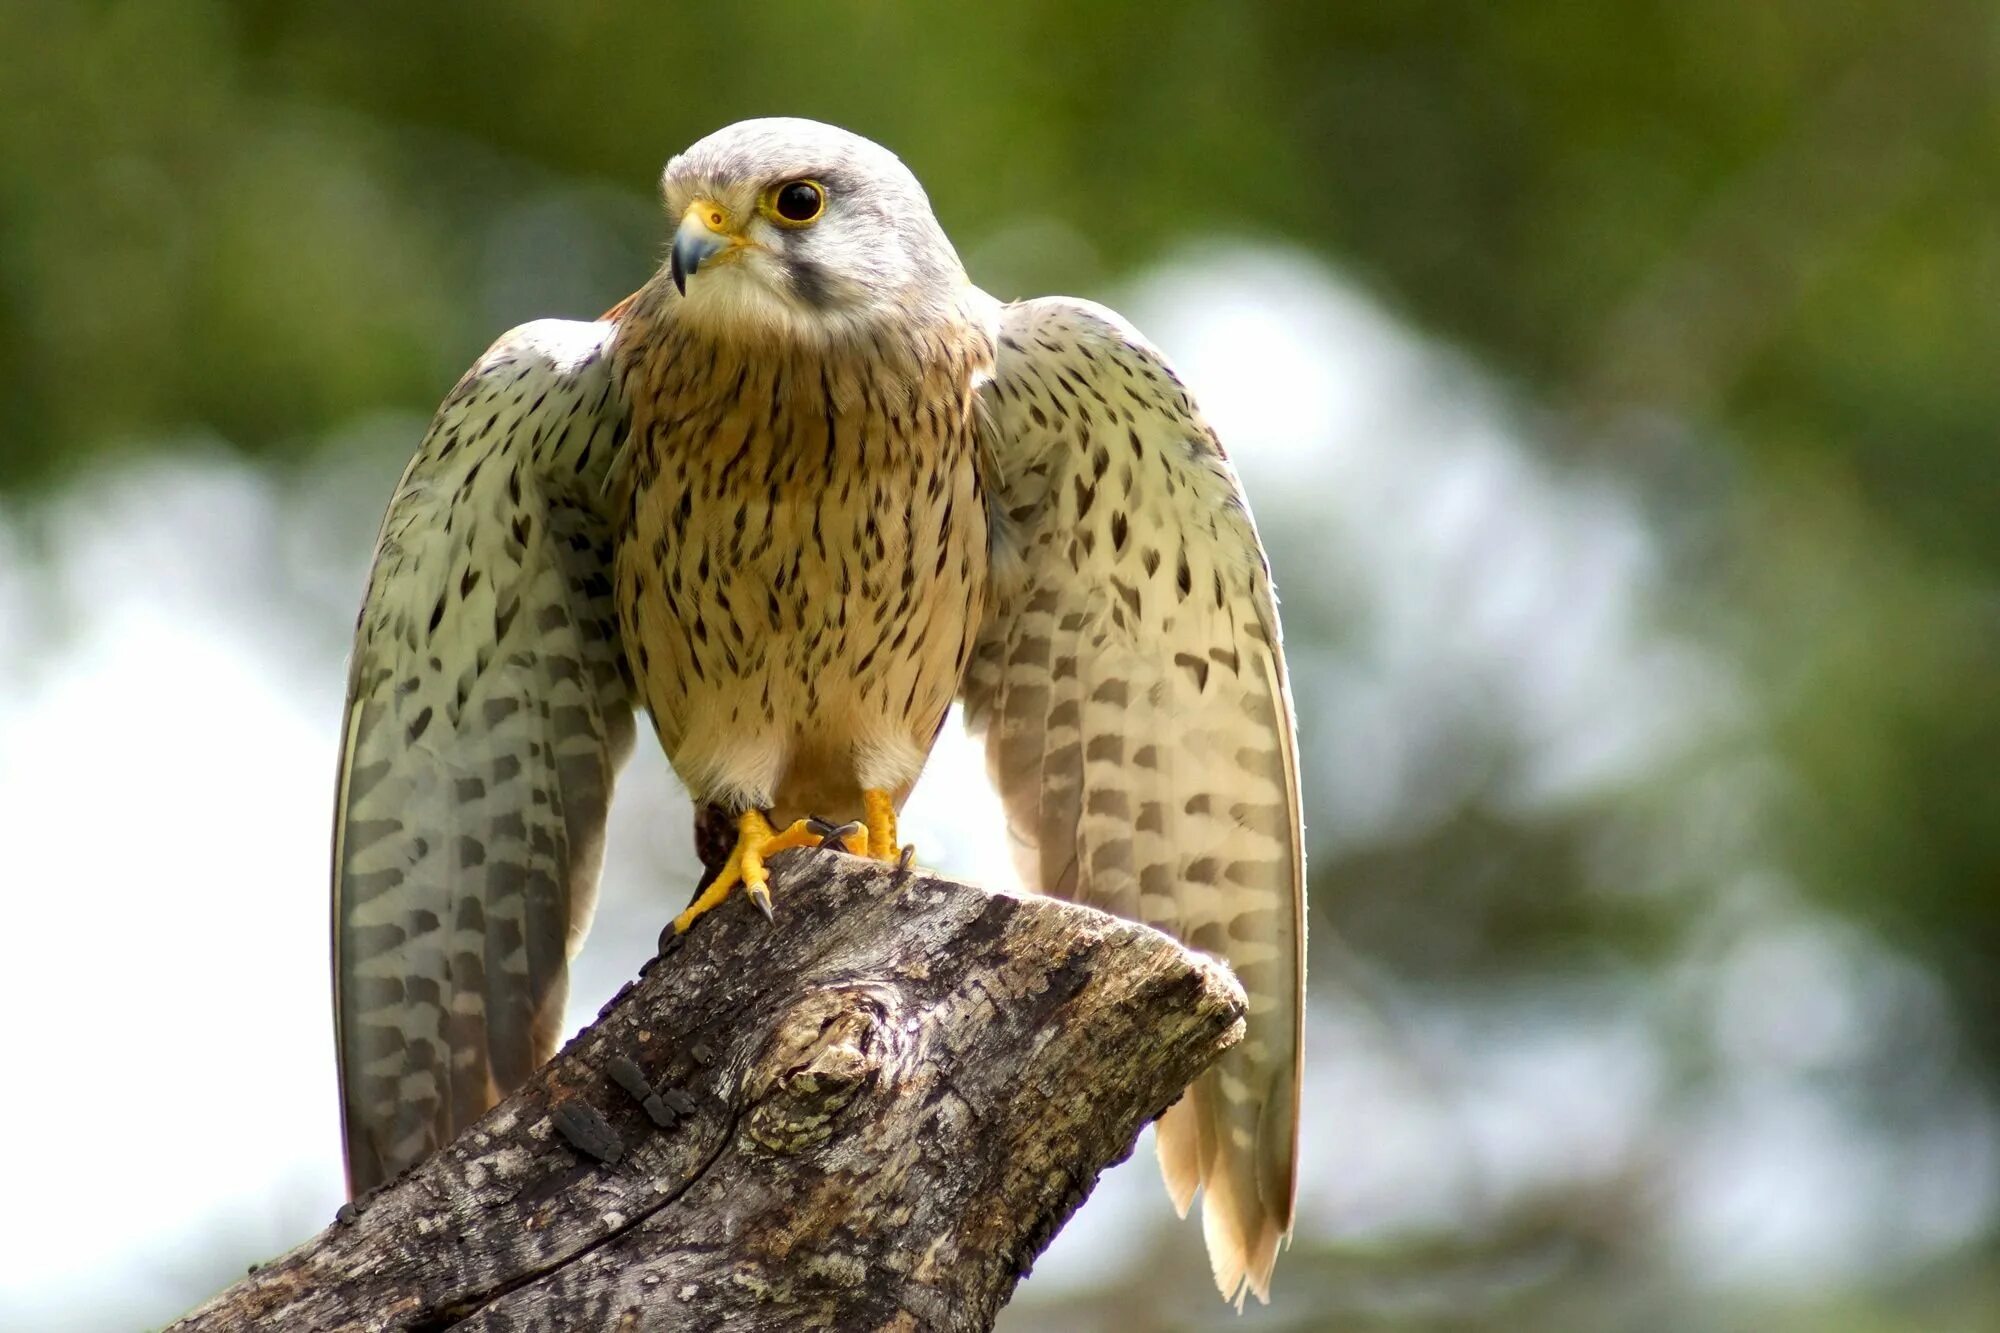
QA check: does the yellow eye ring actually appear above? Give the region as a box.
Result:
[761,179,826,227]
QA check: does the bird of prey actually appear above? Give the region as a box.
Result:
[332,117,1304,1304]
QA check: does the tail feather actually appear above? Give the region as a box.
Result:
[1156,1062,1296,1305]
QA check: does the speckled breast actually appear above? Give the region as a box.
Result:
[613,320,992,817]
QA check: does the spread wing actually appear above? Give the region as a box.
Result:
[332,319,635,1193]
[964,296,1305,1304]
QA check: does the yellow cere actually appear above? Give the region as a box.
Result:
[685,200,732,234]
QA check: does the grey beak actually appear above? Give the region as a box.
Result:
[670,219,730,296]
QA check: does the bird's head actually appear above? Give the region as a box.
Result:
[658,118,968,343]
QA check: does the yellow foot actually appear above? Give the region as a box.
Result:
[862,789,906,863]
[672,811,845,934]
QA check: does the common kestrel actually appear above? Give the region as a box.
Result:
[332,118,1304,1304]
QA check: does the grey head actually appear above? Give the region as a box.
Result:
[659,117,968,342]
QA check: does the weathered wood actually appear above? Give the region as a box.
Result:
[171,849,1248,1332]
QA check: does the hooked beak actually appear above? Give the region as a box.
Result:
[670,201,740,296]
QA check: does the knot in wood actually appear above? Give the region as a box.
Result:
[742,984,900,1154]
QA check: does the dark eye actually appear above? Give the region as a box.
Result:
[771,180,825,224]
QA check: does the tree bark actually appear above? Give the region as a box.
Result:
[169,848,1247,1332]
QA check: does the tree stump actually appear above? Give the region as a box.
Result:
[168,848,1248,1331]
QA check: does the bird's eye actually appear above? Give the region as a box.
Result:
[767,179,826,225]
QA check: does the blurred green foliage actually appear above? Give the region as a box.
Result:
[2,2,1994,1328]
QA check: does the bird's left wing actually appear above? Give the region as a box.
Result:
[333,319,635,1193]
[963,296,1305,1304]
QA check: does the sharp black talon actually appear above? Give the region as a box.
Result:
[811,818,867,851]
[689,1041,715,1067]
[334,1201,359,1226]
[747,883,775,922]
[807,815,864,849]
[898,844,917,872]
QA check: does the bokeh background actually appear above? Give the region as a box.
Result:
[2,3,1995,1329]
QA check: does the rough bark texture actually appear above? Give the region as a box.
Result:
[171,849,1248,1332]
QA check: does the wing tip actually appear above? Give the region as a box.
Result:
[1157,1099,1202,1219]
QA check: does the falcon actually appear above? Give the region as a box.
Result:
[331,118,1304,1304]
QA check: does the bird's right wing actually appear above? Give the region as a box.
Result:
[964,297,1304,1305]
[333,319,635,1194]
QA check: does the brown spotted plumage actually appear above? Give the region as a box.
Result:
[610,283,992,827]
[332,118,1303,1304]
[332,319,634,1191]
[965,298,1304,1303]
